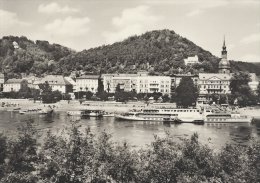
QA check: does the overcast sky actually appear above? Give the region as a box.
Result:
[0,0,260,62]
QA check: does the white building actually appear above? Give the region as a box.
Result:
[184,55,199,65]
[136,76,171,95]
[22,76,41,89]
[3,79,27,92]
[248,73,259,92]
[38,75,73,94]
[198,73,231,94]
[170,74,199,89]
[103,73,139,93]
[75,75,99,93]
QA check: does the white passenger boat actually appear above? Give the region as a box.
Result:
[115,108,204,123]
[203,109,252,123]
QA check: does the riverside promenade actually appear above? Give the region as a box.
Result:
[0,99,176,113]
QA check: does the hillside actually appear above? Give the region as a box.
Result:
[0,30,259,77]
[60,30,220,75]
[0,36,74,78]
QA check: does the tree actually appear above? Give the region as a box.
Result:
[230,72,256,106]
[151,92,162,101]
[175,77,198,107]
[85,91,94,100]
[0,133,7,179]
[97,77,104,95]
[230,71,251,94]
[1,120,39,183]
[162,94,170,102]
[39,82,62,103]
[257,83,260,102]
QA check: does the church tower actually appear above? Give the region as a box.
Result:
[218,37,230,74]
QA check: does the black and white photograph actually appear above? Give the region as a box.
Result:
[0,0,259,182]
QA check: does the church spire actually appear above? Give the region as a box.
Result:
[223,35,226,49]
[221,35,227,55]
[219,36,230,74]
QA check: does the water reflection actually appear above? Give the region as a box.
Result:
[0,111,259,149]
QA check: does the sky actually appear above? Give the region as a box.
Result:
[0,0,260,62]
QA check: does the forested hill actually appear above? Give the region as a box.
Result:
[1,30,260,77]
[61,30,220,75]
[0,36,74,78]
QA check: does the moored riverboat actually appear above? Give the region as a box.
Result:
[67,109,105,118]
[19,108,53,115]
[204,112,252,123]
[115,108,203,123]
[203,108,252,123]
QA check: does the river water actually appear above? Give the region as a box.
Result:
[0,111,259,150]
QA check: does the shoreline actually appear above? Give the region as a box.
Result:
[1,99,260,119]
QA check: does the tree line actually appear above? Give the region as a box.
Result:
[0,121,259,183]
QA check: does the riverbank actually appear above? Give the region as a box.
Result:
[1,99,260,119]
[0,99,177,113]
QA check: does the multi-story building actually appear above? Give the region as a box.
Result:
[75,75,99,93]
[136,76,171,95]
[198,38,231,95]
[22,76,41,89]
[170,74,199,91]
[103,73,140,93]
[198,73,231,94]
[37,75,73,94]
[3,79,28,92]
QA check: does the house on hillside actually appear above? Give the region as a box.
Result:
[3,79,28,92]
[248,73,259,92]
[184,55,199,65]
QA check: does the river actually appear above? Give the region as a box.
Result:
[0,111,259,150]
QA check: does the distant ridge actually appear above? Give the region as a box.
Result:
[0,30,260,78]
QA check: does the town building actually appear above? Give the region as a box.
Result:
[198,73,231,94]
[103,73,140,93]
[197,39,232,105]
[136,76,171,95]
[75,75,99,93]
[170,73,199,91]
[37,75,73,94]
[22,76,42,89]
[198,38,231,95]
[3,79,28,92]
[184,55,199,65]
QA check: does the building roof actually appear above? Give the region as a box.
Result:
[5,79,24,84]
[77,75,100,79]
[199,73,231,80]
[171,74,199,77]
[40,75,72,85]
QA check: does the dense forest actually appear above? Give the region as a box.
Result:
[0,121,259,183]
[1,30,260,78]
